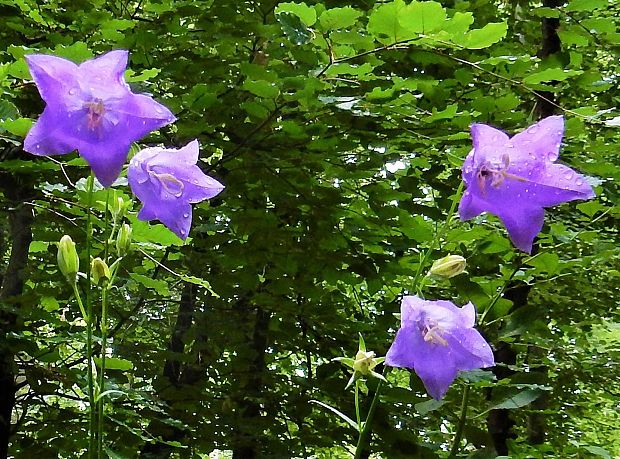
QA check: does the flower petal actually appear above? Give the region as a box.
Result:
[24,109,76,156]
[498,205,545,254]
[470,123,510,165]
[80,141,130,188]
[25,54,78,104]
[444,328,495,371]
[411,340,458,400]
[458,189,486,221]
[511,115,564,162]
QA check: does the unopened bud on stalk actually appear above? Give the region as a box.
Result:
[110,196,126,221]
[57,235,79,285]
[91,258,111,286]
[428,254,466,279]
[116,224,132,257]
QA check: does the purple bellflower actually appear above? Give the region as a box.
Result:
[127,140,224,240]
[459,116,595,253]
[385,296,494,400]
[24,50,176,187]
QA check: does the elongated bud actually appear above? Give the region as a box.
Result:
[109,196,125,221]
[91,258,111,286]
[428,254,466,279]
[58,235,79,284]
[116,224,132,257]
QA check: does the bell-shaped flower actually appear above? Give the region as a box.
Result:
[458,116,595,253]
[24,50,176,187]
[385,296,494,400]
[127,140,224,240]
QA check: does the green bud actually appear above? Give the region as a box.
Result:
[116,224,132,257]
[110,196,126,221]
[91,258,111,286]
[57,235,79,284]
[428,254,466,279]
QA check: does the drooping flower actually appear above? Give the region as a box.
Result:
[24,50,176,187]
[385,296,494,400]
[127,140,224,240]
[458,116,595,253]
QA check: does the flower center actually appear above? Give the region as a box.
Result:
[150,171,184,197]
[476,153,527,195]
[84,99,106,131]
[422,323,448,346]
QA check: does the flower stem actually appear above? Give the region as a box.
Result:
[353,378,383,459]
[354,381,361,430]
[448,385,470,458]
[84,173,96,457]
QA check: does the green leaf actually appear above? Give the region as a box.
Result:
[129,273,171,296]
[277,12,314,45]
[318,7,361,31]
[459,22,507,49]
[125,68,161,83]
[489,389,544,410]
[0,117,33,137]
[523,68,583,84]
[275,2,317,26]
[367,0,410,44]
[94,357,133,371]
[415,399,445,414]
[242,80,280,99]
[310,400,359,431]
[399,1,447,35]
[566,0,608,11]
[0,99,18,121]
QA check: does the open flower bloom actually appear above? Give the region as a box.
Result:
[458,116,595,253]
[127,140,224,240]
[24,50,176,187]
[386,296,494,400]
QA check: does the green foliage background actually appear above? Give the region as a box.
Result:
[0,0,619,457]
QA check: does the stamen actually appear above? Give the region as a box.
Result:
[152,172,184,197]
[84,99,106,130]
[423,325,448,346]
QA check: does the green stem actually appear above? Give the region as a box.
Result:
[84,173,96,458]
[72,284,88,322]
[448,385,470,458]
[354,381,361,429]
[97,285,108,458]
[353,378,383,459]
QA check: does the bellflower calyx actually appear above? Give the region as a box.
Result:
[459,116,595,253]
[386,296,494,400]
[24,50,176,187]
[127,140,224,240]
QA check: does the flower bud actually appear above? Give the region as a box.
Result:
[57,235,79,284]
[116,224,132,257]
[91,258,111,286]
[110,196,125,221]
[428,254,466,279]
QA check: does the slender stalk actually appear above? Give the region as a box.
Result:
[84,173,96,457]
[354,381,361,429]
[448,385,470,458]
[97,286,108,458]
[353,378,383,459]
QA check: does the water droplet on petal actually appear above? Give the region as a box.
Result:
[68,88,76,95]
[142,120,147,125]
[155,107,163,114]
[527,126,538,134]
[35,144,40,149]
[183,213,189,218]
[563,171,573,179]
[576,179,583,186]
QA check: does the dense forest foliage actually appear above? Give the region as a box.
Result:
[0,0,619,458]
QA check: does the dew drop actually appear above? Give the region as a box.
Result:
[563,171,573,179]
[576,179,583,186]
[155,107,163,114]
[183,213,189,218]
[35,144,41,149]
[527,126,538,134]
[142,120,147,125]
[68,88,76,95]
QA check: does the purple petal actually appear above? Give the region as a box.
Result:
[425,300,476,329]
[458,189,486,221]
[24,109,76,156]
[25,54,78,104]
[410,339,458,400]
[444,328,494,371]
[511,115,564,162]
[79,49,128,82]
[137,199,193,240]
[470,123,510,165]
[498,205,545,254]
[80,142,129,188]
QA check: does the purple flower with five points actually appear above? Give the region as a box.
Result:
[24,50,176,187]
[386,296,494,400]
[127,140,224,240]
[459,116,595,253]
